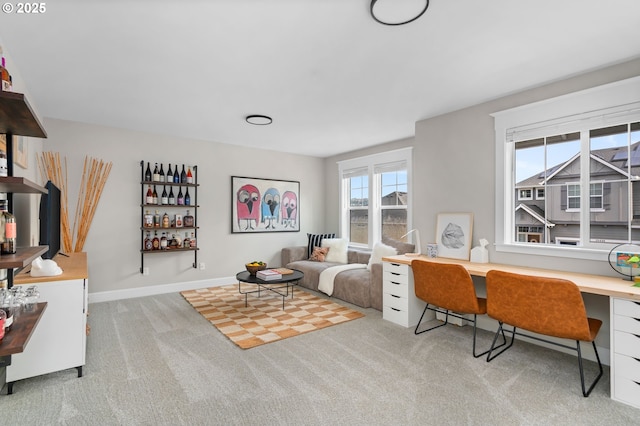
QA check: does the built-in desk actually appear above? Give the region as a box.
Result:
[382,254,640,409]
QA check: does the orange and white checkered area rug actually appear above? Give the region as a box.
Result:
[181,284,365,349]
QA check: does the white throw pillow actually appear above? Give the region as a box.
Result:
[321,238,348,264]
[367,242,398,270]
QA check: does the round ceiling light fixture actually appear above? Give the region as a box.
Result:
[370,0,430,26]
[245,115,273,125]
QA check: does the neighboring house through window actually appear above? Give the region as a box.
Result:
[494,76,640,260]
[338,147,412,248]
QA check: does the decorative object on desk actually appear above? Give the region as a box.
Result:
[231,176,300,233]
[470,238,490,263]
[426,243,438,258]
[400,229,421,256]
[30,256,63,277]
[37,153,112,252]
[435,212,473,260]
[607,243,640,281]
[181,285,364,349]
[245,261,267,275]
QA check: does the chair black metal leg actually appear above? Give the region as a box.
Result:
[577,340,603,397]
[486,322,516,362]
[471,315,507,358]
[414,304,447,335]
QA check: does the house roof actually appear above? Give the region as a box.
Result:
[517,140,640,187]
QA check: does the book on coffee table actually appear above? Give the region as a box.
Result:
[257,269,282,280]
[273,267,294,275]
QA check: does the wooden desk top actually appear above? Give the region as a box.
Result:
[382,254,640,301]
[14,252,88,285]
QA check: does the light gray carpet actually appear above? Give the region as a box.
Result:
[1,290,638,425]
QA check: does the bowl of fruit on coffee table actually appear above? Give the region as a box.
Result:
[246,261,267,275]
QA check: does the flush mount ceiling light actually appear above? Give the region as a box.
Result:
[245,115,273,125]
[370,0,430,26]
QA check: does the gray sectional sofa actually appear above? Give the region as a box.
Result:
[281,237,414,310]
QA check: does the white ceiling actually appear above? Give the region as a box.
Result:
[0,0,639,158]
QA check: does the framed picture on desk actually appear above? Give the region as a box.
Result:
[435,212,473,260]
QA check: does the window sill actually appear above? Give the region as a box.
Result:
[495,242,609,262]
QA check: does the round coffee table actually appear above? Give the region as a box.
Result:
[235,269,304,309]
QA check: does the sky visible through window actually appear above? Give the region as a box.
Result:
[515,130,640,183]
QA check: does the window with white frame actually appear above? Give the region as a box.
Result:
[338,148,412,248]
[493,76,640,260]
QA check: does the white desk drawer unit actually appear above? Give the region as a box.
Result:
[611,297,640,409]
[382,261,427,328]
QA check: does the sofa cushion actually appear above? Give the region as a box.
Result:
[382,236,415,255]
[321,238,348,264]
[307,233,335,258]
[285,260,343,291]
[367,241,397,270]
[332,268,372,309]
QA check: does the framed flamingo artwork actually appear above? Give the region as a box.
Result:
[231,176,300,233]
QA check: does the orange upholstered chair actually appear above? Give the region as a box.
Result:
[411,259,504,358]
[485,270,603,397]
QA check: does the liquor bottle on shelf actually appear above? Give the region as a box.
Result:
[177,187,184,205]
[145,162,152,181]
[153,163,160,182]
[159,163,165,183]
[161,186,168,205]
[0,290,12,332]
[144,231,153,251]
[186,166,193,184]
[143,210,153,228]
[173,168,179,183]
[185,187,191,206]
[184,210,194,227]
[0,200,16,255]
[167,163,173,183]
[0,151,7,177]
[180,164,187,183]
[0,308,5,341]
[152,231,160,250]
[190,232,196,248]
[152,186,158,205]
[153,210,160,228]
[0,46,12,92]
[175,214,183,228]
[183,232,190,249]
[160,232,168,250]
[146,185,153,204]
[162,212,170,228]
[168,187,175,205]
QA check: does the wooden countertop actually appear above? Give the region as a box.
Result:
[14,252,88,284]
[382,254,640,301]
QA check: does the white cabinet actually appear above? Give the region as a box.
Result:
[7,253,88,393]
[382,261,427,327]
[611,297,640,409]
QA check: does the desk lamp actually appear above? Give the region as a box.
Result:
[401,229,421,257]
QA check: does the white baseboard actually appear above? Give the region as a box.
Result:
[88,276,234,304]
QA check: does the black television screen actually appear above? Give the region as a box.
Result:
[39,180,61,259]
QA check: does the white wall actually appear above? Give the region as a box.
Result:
[42,118,324,297]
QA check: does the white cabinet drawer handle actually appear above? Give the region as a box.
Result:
[391,263,400,266]
[391,307,400,312]
[390,281,400,285]
[391,272,400,276]
[391,295,400,299]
